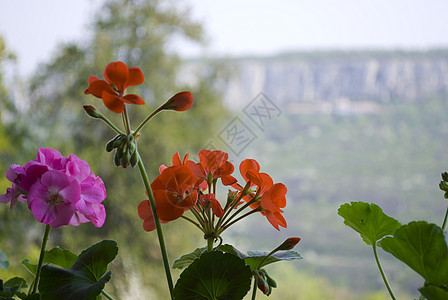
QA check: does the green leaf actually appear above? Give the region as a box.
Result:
[0,250,9,270]
[216,244,302,271]
[338,201,401,245]
[172,247,206,269]
[44,247,77,270]
[38,240,118,300]
[173,251,252,300]
[381,221,448,286]
[216,244,247,260]
[4,277,27,292]
[419,285,448,300]
[21,259,37,276]
[244,250,303,271]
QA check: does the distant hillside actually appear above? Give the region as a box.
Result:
[184,50,448,110]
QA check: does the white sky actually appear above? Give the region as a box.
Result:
[0,0,447,76]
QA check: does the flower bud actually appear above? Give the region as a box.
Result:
[161,91,194,112]
[83,105,103,119]
[130,150,139,167]
[275,237,301,251]
[442,172,448,182]
[111,134,139,168]
[440,181,448,192]
[106,135,121,152]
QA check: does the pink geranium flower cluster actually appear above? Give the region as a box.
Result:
[0,148,106,228]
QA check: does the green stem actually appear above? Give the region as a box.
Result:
[136,153,174,299]
[251,276,258,300]
[441,204,448,233]
[101,290,116,300]
[216,208,260,236]
[31,224,51,294]
[207,237,214,252]
[133,105,164,136]
[122,106,132,135]
[372,244,396,300]
[100,115,124,135]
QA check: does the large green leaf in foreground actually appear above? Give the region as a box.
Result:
[38,240,118,300]
[173,251,252,300]
[381,221,448,286]
[338,202,401,245]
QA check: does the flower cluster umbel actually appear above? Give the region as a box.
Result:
[138,150,288,240]
[0,148,106,228]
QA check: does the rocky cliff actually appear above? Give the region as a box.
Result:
[212,50,448,110]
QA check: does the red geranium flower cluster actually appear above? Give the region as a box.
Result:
[138,150,288,235]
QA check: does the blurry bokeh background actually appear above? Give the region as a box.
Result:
[1,0,448,299]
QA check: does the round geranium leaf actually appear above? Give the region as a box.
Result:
[173,251,252,300]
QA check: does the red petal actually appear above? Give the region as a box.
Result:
[85,79,115,98]
[102,91,125,113]
[172,152,182,166]
[122,94,145,105]
[138,200,152,220]
[221,175,237,186]
[88,75,100,84]
[125,67,144,88]
[104,61,129,93]
[154,190,185,221]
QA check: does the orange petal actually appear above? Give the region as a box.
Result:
[265,211,287,230]
[261,183,287,211]
[239,159,260,182]
[125,67,144,88]
[122,94,145,105]
[104,61,129,93]
[102,91,125,113]
[215,161,234,177]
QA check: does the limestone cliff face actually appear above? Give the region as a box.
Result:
[216,51,448,109]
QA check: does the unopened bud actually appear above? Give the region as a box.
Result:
[440,181,448,192]
[161,91,194,112]
[442,172,448,182]
[275,237,301,251]
[83,105,103,119]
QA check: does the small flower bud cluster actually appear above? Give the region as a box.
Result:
[439,172,448,198]
[106,134,139,168]
[254,269,277,296]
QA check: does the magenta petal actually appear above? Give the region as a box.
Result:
[40,170,72,190]
[6,164,25,183]
[70,211,90,226]
[81,180,106,203]
[66,154,90,182]
[58,180,81,205]
[20,164,49,191]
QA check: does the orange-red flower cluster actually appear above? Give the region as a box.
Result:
[138,150,289,232]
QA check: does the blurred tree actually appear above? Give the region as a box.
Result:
[1,0,229,298]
